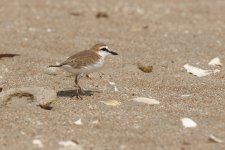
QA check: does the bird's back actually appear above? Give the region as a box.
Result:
[60,50,101,69]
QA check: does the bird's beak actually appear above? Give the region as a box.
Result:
[109,50,118,55]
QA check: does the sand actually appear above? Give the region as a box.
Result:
[0,0,225,149]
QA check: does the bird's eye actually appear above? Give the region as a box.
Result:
[101,48,108,51]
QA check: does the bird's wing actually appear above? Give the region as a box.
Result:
[60,50,101,69]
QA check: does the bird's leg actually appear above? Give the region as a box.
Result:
[74,74,85,96]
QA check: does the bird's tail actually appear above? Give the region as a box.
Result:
[49,64,62,67]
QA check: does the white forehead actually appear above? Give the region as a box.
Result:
[99,46,109,49]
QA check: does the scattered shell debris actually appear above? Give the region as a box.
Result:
[208,134,223,143]
[32,139,44,148]
[132,97,160,105]
[58,140,83,150]
[137,63,153,73]
[184,64,219,77]
[0,87,56,109]
[109,82,119,92]
[100,100,121,106]
[74,118,83,126]
[208,57,222,66]
[181,117,197,128]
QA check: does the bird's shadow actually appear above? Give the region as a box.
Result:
[57,89,100,98]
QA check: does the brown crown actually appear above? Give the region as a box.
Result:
[90,43,107,52]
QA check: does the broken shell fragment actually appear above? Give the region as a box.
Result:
[74,118,83,126]
[208,134,223,143]
[100,100,121,106]
[58,140,83,150]
[184,64,212,77]
[132,97,160,105]
[208,57,222,66]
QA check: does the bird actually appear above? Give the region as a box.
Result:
[49,43,118,98]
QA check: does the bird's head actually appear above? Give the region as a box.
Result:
[91,43,118,57]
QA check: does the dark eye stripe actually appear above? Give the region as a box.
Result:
[101,48,109,52]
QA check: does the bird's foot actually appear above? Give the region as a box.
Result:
[76,89,83,99]
[75,88,87,99]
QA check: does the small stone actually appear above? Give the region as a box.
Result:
[137,63,153,73]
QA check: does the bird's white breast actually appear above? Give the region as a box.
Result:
[81,57,104,73]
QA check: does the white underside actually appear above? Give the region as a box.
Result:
[61,58,104,75]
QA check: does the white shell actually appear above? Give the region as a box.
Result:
[209,134,223,143]
[184,64,212,77]
[181,117,197,128]
[74,118,83,125]
[132,97,160,105]
[208,57,222,66]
